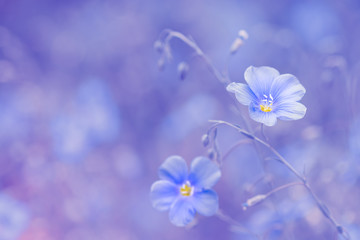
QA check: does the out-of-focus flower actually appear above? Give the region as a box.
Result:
[0,194,29,239]
[51,79,121,162]
[227,66,306,126]
[150,156,221,227]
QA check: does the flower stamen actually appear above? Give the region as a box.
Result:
[260,94,273,112]
[180,182,193,197]
[260,105,272,112]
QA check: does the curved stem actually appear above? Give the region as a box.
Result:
[161,29,229,84]
[158,29,253,136]
[222,139,252,162]
[266,181,304,198]
[243,181,303,210]
[209,119,350,239]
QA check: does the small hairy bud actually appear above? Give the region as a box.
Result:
[177,62,189,80]
[201,134,210,147]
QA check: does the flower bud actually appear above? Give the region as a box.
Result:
[242,194,267,210]
[207,149,215,160]
[230,30,249,55]
[201,134,210,147]
[230,38,244,55]
[177,62,189,81]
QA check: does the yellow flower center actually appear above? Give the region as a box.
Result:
[260,105,272,112]
[260,94,274,112]
[180,183,193,197]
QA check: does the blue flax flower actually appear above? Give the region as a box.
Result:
[150,156,221,226]
[227,66,306,126]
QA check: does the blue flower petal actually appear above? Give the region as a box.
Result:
[244,66,280,97]
[169,198,196,227]
[249,102,277,126]
[159,156,188,184]
[226,82,257,106]
[188,157,221,189]
[270,74,306,104]
[192,189,218,216]
[275,102,307,121]
[150,180,179,211]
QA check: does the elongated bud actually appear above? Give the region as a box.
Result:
[201,134,210,147]
[242,194,267,210]
[177,62,189,80]
[230,38,244,54]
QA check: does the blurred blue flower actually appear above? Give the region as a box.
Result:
[227,66,306,126]
[51,79,121,162]
[0,194,29,239]
[150,156,221,227]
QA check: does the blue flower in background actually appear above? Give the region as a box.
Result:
[227,66,306,126]
[150,156,221,227]
[0,194,29,239]
[51,79,121,162]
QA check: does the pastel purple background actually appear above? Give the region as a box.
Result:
[0,0,359,239]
